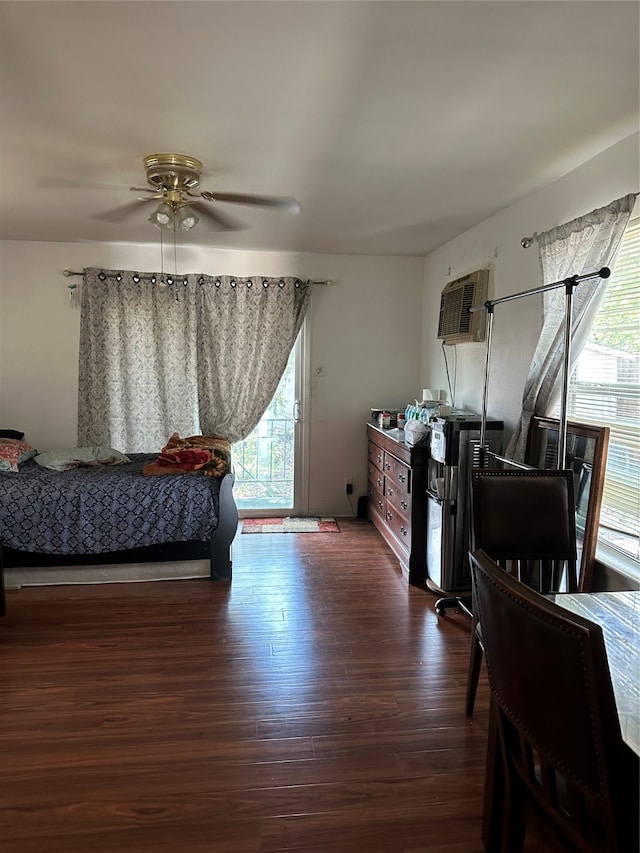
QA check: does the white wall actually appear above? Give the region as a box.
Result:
[0,242,424,515]
[420,133,640,448]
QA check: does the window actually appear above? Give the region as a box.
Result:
[564,218,640,564]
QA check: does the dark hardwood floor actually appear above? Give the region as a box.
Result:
[0,519,541,852]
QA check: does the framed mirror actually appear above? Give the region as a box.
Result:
[525,416,609,592]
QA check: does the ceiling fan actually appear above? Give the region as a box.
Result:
[93,153,302,232]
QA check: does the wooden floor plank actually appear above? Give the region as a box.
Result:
[1,519,545,851]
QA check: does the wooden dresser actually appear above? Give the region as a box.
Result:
[367,423,429,585]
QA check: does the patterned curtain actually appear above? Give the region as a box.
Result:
[78,270,311,451]
[506,193,637,462]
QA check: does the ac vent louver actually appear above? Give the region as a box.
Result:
[437,268,489,344]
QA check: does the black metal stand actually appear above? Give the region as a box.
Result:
[435,595,473,617]
[434,266,610,618]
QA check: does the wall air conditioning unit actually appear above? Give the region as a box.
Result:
[437,268,489,344]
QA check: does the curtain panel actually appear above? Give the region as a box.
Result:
[506,193,638,462]
[78,270,311,451]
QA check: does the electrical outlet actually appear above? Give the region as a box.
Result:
[345,478,353,495]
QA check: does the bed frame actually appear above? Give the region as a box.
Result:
[1,470,238,587]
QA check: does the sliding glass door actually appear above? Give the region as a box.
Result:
[232,323,309,516]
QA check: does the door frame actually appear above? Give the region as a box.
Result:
[293,318,311,516]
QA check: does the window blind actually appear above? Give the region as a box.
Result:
[564,218,640,561]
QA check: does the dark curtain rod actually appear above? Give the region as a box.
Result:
[63,270,333,285]
[477,265,611,472]
[469,267,610,312]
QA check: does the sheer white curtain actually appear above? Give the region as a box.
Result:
[506,193,637,462]
[78,270,311,451]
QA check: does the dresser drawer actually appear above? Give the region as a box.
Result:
[368,440,384,473]
[385,503,411,552]
[368,485,385,521]
[368,461,385,494]
[383,453,411,496]
[386,485,411,519]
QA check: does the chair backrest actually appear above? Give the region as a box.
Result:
[470,468,578,592]
[470,549,638,852]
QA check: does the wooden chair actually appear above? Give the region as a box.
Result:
[470,548,639,853]
[466,468,578,716]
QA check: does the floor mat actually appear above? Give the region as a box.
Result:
[241,517,340,533]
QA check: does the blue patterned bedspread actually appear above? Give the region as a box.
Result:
[0,454,221,554]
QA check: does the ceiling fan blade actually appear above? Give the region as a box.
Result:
[189,202,247,231]
[39,179,158,195]
[198,190,301,214]
[92,197,157,223]
[39,177,133,190]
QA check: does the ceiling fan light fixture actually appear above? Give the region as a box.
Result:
[175,206,199,231]
[149,202,175,229]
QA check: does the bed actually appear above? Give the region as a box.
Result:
[0,437,239,608]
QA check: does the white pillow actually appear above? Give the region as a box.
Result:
[35,446,131,471]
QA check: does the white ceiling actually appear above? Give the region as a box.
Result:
[0,1,638,256]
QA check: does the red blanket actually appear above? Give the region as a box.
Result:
[156,449,212,470]
[142,433,231,478]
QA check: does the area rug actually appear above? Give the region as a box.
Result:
[241,517,340,534]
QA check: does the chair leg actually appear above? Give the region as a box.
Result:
[483,702,525,853]
[502,796,526,853]
[465,626,484,716]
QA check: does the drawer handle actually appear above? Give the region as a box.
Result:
[400,526,407,537]
[398,473,406,483]
[377,477,383,488]
[377,454,383,465]
[387,486,393,497]
[384,462,391,470]
[401,499,407,510]
[377,500,384,510]
[386,511,393,522]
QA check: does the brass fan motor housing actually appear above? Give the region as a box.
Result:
[143,153,203,192]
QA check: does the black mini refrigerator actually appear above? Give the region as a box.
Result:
[425,413,503,595]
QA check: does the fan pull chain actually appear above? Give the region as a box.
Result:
[173,221,179,301]
[159,227,165,283]
[173,216,180,302]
